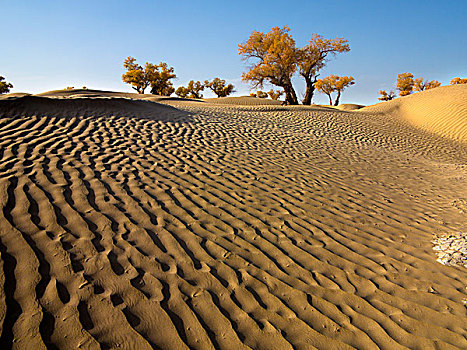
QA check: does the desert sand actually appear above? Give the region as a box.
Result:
[0,85,465,349]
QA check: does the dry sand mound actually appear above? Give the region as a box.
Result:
[0,95,190,121]
[204,96,282,105]
[362,84,467,143]
[37,89,203,104]
[317,104,365,111]
[0,93,466,349]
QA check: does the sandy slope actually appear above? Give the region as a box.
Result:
[362,84,467,143]
[0,88,466,349]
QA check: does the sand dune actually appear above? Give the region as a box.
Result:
[362,84,467,143]
[0,89,466,349]
[204,96,282,105]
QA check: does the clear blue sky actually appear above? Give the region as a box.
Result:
[1,0,466,105]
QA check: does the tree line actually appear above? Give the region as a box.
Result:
[378,74,466,101]
[120,26,355,104]
[2,28,466,101]
[121,56,235,99]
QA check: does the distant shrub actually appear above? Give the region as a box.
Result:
[256,90,268,98]
[450,77,467,85]
[65,86,74,90]
[267,89,284,100]
[0,76,13,94]
[396,72,414,96]
[175,80,204,99]
[122,56,176,95]
[378,90,396,101]
[204,78,235,97]
[315,75,355,105]
[413,78,441,91]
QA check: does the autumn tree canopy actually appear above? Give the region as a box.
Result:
[396,72,415,96]
[204,78,235,97]
[122,57,156,94]
[254,91,268,98]
[378,90,396,101]
[267,89,284,100]
[175,80,205,99]
[315,75,355,106]
[0,76,13,94]
[122,57,176,95]
[450,77,467,84]
[413,78,441,91]
[239,26,299,104]
[150,62,176,96]
[298,34,350,105]
[239,26,350,105]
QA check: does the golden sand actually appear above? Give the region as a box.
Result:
[0,86,465,349]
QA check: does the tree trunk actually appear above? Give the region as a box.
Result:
[283,83,298,105]
[302,76,317,105]
[327,94,332,105]
[334,90,341,106]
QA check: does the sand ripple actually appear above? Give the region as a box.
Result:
[0,93,466,349]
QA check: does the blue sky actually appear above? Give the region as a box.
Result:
[1,0,466,105]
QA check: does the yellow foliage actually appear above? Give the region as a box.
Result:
[0,76,13,94]
[378,90,396,101]
[122,56,176,95]
[175,80,205,99]
[239,26,299,104]
[414,78,441,91]
[204,78,234,97]
[450,77,467,84]
[150,62,176,96]
[267,89,284,100]
[299,34,350,105]
[396,72,414,96]
[315,75,354,105]
[239,27,350,105]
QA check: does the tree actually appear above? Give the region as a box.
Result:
[267,89,284,100]
[0,76,13,94]
[122,57,176,95]
[333,76,355,105]
[413,78,441,91]
[175,80,205,99]
[150,62,176,96]
[122,56,157,94]
[175,86,189,98]
[396,72,414,96]
[315,75,354,106]
[378,90,396,101]
[255,90,268,98]
[239,26,350,105]
[450,77,467,85]
[204,78,235,97]
[298,34,350,105]
[239,26,299,105]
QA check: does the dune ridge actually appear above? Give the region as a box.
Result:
[361,84,467,143]
[0,89,466,349]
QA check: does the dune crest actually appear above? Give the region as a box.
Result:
[362,84,467,143]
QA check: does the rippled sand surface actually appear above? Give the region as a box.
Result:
[0,87,465,349]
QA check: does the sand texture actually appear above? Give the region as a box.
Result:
[362,85,467,143]
[0,88,466,349]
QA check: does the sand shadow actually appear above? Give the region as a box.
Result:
[0,96,194,123]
